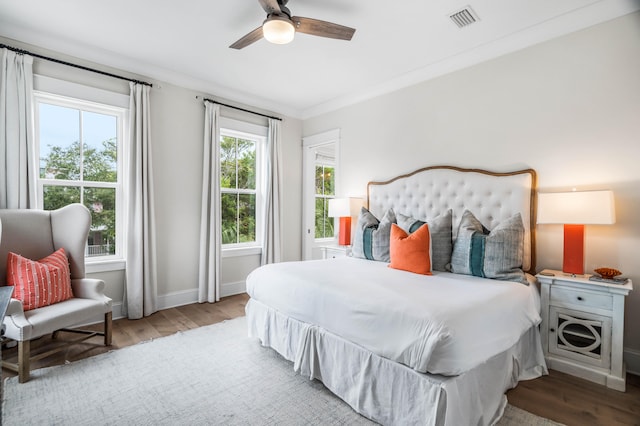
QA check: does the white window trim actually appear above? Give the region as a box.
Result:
[34,75,129,108]
[221,246,262,258]
[33,76,128,273]
[86,258,126,274]
[219,117,267,256]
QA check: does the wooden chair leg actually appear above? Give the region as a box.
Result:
[18,340,30,383]
[104,311,112,346]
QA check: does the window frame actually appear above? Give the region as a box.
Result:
[218,117,266,257]
[33,88,127,271]
[314,162,336,241]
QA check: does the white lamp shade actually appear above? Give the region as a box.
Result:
[262,17,295,44]
[537,190,615,225]
[328,197,363,218]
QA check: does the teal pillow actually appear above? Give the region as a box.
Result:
[351,207,396,262]
[450,210,527,285]
[396,210,452,272]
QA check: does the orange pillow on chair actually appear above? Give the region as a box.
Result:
[389,223,432,275]
[6,248,74,311]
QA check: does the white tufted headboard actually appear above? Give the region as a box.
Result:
[367,166,537,273]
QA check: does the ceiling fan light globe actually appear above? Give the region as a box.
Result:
[263,17,295,44]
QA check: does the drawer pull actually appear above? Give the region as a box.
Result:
[577,296,584,301]
[550,328,555,333]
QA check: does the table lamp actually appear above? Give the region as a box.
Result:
[537,190,615,276]
[328,197,363,246]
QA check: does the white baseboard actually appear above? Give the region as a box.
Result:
[80,280,247,323]
[157,288,199,311]
[109,281,247,320]
[155,281,246,308]
[625,347,640,377]
[220,280,247,298]
[111,301,124,320]
[73,302,124,325]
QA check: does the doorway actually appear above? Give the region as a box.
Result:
[302,129,340,260]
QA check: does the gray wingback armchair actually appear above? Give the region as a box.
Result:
[0,204,112,383]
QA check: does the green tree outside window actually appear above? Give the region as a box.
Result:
[315,165,335,238]
[220,134,257,245]
[38,102,119,257]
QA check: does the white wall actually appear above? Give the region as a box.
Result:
[0,35,303,316]
[303,12,640,368]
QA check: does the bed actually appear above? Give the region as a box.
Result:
[246,166,548,425]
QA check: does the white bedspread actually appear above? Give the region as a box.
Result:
[246,257,541,375]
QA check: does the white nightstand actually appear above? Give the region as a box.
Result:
[537,269,633,391]
[320,245,351,259]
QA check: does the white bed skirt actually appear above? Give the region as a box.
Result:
[246,298,547,426]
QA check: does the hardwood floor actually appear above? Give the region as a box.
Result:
[3,293,639,425]
[507,368,640,425]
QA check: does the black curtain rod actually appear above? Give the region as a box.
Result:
[1,43,152,87]
[203,98,282,121]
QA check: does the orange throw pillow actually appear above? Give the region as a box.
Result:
[389,223,432,275]
[6,248,74,311]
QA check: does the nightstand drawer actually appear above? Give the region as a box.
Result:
[550,287,612,310]
[321,246,350,259]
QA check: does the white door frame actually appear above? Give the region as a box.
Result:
[302,129,340,260]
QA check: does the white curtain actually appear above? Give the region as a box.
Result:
[0,48,36,209]
[198,102,221,303]
[125,82,158,319]
[261,118,283,265]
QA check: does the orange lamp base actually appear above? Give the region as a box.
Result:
[563,224,584,275]
[338,216,352,246]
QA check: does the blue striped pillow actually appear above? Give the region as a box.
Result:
[450,210,527,284]
[351,207,396,262]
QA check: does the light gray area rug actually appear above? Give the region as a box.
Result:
[3,316,559,425]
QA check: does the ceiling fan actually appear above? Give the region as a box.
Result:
[230,0,356,49]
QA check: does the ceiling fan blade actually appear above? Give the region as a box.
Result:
[229,26,264,49]
[258,0,282,15]
[291,16,355,40]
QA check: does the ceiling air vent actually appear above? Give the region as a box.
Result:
[449,7,478,29]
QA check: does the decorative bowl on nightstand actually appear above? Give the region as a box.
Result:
[594,267,622,279]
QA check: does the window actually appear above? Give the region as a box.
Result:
[219,123,265,250]
[34,91,125,263]
[315,163,335,239]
